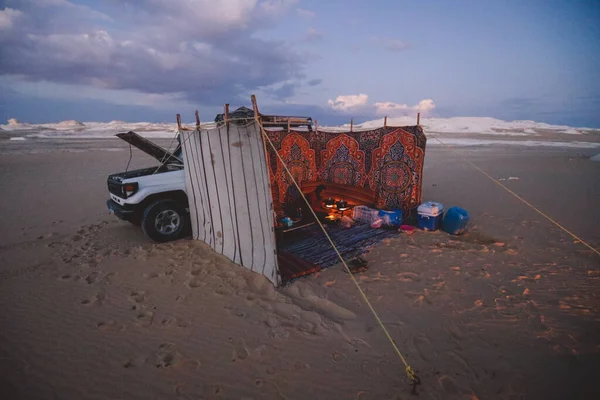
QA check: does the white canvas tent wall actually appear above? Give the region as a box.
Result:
[180,121,281,286]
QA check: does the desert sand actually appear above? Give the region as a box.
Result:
[1,135,599,399]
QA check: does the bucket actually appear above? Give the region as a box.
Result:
[442,207,470,235]
[378,209,403,227]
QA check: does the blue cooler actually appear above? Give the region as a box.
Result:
[417,202,444,231]
[379,209,403,227]
[442,207,470,235]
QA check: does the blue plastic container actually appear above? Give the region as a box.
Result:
[417,202,444,231]
[442,207,470,235]
[379,209,403,227]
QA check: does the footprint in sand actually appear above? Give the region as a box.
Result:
[226,307,247,318]
[58,273,81,282]
[231,338,249,361]
[96,320,125,332]
[187,276,204,288]
[80,292,106,307]
[129,290,147,303]
[155,343,182,368]
[135,307,155,327]
[123,355,148,369]
[267,326,290,340]
[159,317,191,328]
[215,285,234,296]
[84,272,100,285]
[101,272,117,284]
[144,271,160,280]
[397,272,421,282]
[332,351,346,363]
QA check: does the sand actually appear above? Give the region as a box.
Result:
[1,135,599,399]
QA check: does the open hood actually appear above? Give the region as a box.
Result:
[116,131,182,164]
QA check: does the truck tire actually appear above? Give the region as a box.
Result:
[141,199,189,243]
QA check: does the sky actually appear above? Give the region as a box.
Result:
[0,0,599,127]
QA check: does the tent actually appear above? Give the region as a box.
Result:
[179,99,426,286]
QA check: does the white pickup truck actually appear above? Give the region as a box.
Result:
[106,131,190,242]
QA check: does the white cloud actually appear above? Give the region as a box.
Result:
[296,8,316,18]
[374,99,436,116]
[371,36,410,52]
[0,0,309,106]
[328,94,369,111]
[328,94,435,116]
[0,8,23,31]
[305,27,323,42]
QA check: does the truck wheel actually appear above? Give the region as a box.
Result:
[141,199,189,243]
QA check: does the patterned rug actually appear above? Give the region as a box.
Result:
[277,222,400,269]
[265,126,426,217]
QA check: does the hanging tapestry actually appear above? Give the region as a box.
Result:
[264,125,426,216]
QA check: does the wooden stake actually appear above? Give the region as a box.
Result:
[176,114,182,131]
[287,118,291,132]
[417,112,421,126]
[350,118,353,133]
[224,104,230,126]
[384,116,387,128]
[315,120,318,132]
[195,110,200,129]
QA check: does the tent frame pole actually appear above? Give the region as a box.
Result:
[224,104,230,127]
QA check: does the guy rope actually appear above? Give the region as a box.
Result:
[252,101,421,392]
[430,136,600,257]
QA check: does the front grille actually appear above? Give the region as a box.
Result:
[107,180,123,197]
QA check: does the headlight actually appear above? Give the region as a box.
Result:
[122,182,139,198]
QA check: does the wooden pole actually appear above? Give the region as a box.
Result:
[417,112,421,126]
[350,118,353,133]
[176,114,182,131]
[195,110,200,129]
[251,94,260,121]
[287,118,291,132]
[315,120,318,132]
[224,104,230,127]
[384,116,387,128]
[251,94,270,164]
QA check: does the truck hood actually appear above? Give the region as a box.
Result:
[116,131,182,164]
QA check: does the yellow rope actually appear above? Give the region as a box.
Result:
[255,118,419,384]
[431,136,600,257]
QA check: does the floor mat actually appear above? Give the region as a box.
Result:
[277,251,321,285]
[277,222,399,269]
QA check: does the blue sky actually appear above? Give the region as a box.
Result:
[0,0,599,126]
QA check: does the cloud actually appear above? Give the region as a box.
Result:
[262,81,299,100]
[327,94,369,111]
[305,27,323,42]
[371,36,410,52]
[296,8,316,18]
[307,78,322,86]
[328,94,435,116]
[374,99,436,116]
[0,0,310,106]
[0,8,23,31]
